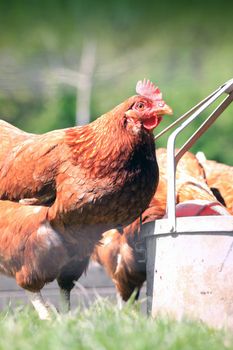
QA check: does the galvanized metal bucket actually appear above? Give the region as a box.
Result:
[144,79,233,329]
[144,216,233,329]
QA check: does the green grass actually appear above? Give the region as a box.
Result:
[0,299,232,350]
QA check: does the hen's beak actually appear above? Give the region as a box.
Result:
[155,103,173,116]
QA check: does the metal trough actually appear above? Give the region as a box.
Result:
[144,79,233,329]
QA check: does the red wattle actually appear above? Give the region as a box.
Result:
[143,116,162,131]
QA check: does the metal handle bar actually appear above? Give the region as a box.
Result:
[154,78,233,142]
[163,78,233,232]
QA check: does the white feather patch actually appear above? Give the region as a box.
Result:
[115,253,122,274]
[37,222,62,248]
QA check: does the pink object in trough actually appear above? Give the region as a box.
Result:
[174,199,231,217]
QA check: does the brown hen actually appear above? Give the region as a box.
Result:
[0,80,172,317]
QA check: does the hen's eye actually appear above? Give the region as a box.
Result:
[135,102,145,110]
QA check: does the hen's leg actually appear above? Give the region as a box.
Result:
[59,287,71,314]
[57,257,90,313]
[116,292,125,310]
[27,291,51,320]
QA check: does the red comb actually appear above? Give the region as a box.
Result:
[136,79,162,101]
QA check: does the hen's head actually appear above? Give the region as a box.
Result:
[122,79,172,134]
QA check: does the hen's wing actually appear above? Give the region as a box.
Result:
[0,123,65,204]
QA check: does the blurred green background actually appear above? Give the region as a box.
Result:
[0,0,232,164]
